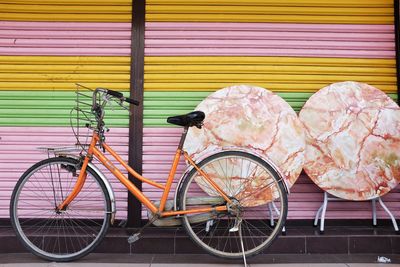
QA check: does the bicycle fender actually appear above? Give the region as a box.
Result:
[87,161,117,224]
[55,155,117,224]
[173,164,194,212]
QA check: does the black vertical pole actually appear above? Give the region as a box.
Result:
[395,0,400,104]
[128,0,145,227]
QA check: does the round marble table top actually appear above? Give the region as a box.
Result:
[299,81,400,201]
[184,85,305,190]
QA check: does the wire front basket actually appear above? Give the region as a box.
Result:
[71,83,97,152]
[38,84,130,158]
[36,84,96,157]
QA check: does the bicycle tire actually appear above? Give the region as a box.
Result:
[178,151,287,259]
[10,157,111,262]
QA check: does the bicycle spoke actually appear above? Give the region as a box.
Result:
[180,151,287,259]
[12,158,110,261]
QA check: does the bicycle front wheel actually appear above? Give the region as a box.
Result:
[10,157,111,262]
[178,151,287,259]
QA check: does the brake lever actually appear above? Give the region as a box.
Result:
[108,101,116,112]
[120,103,132,115]
[101,94,132,115]
[100,94,116,111]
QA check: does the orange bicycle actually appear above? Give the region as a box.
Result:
[10,87,288,261]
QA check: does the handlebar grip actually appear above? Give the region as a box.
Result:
[123,97,140,106]
[106,89,123,99]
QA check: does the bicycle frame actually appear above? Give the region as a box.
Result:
[58,128,231,217]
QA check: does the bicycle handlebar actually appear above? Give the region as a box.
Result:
[122,97,140,106]
[106,89,140,106]
[94,88,140,107]
[105,89,123,99]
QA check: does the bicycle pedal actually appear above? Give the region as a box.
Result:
[229,217,242,232]
[205,219,214,232]
[127,233,140,244]
[118,219,127,228]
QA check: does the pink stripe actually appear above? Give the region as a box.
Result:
[146,39,394,50]
[0,30,130,39]
[145,22,395,58]
[0,47,130,56]
[0,126,128,134]
[146,22,394,33]
[0,127,128,219]
[146,31,393,42]
[0,39,130,48]
[1,125,398,220]
[0,210,128,218]
[142,127,400,219]
[0,21,131,56]
[0,21,131,30]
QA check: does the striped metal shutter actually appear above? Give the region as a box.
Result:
[0,0,132,219]
[143,0,399,219]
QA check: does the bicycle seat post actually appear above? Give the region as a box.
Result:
[178,126,189,151]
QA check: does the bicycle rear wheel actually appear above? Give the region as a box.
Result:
[10,157,111,262]
[178,151,287,259]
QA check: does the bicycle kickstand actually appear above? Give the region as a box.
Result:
[127,215,159,244]
[239,224,248,267]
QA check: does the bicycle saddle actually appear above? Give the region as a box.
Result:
[167,111,205,127]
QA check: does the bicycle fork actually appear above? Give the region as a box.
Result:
[56,156,89,211]
[56,134,98,211]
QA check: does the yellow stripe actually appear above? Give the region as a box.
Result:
[146,14,392,24]
[3,0,131,4]
[148,6,391,15]
[145,65,395,76]
[0,2,131,22]
[0,73,130,81]
[144,56,397,93]
[0,13,131,22]
[147,0,392,7]
[1,4,130,13]
[146,0,393,24]
[0,65,130,73]
[1,55,395,93]
[145,57,395,67]
[0,82,129,91]
[0,56,130,91]
[0,81,129,91]
[144,83,396,93]
[145,74,395,83]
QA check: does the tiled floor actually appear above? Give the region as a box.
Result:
[119,223,400,254]
[0,221,399,266]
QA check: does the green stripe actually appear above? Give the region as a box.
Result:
[0,91,397,127]
[0,91,129,127]
[144,91,312,126]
